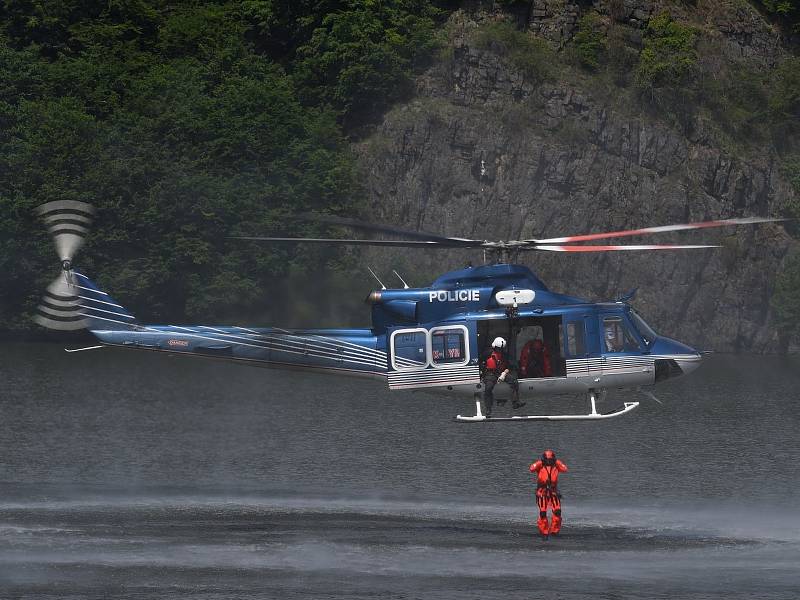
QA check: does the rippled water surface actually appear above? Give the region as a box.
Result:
[1,342,799,598]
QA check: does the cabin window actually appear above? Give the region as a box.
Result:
[430,325,469,367]
[391,328,428,370]
[566,321,586,357]
[431,331,465,364]
[602,316,641,353]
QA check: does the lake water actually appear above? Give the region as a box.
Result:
[1,342,799,598]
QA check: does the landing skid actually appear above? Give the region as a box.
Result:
[455,390,639,422]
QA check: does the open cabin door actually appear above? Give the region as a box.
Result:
[387,323,480,390]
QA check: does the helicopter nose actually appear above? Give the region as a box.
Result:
[650,337,703,379]
[675,351,703,376]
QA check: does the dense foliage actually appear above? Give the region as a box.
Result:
[291,1,440,128]
[0,0,441,330]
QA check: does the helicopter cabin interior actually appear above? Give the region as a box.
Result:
[476,316,567,378]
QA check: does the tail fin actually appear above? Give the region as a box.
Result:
[73,271,138,331]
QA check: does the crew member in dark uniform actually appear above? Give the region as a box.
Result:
[481,336,524,418]
[530,449,569,536]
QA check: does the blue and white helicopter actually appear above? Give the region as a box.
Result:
[34,201,782,422]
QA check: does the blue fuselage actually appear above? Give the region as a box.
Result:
[77,264,702,398]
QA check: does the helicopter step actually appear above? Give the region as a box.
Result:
[455,390,639,422]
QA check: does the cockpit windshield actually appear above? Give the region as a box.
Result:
[629,309,657,346]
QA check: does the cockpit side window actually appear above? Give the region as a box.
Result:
[629,309,657,346]
[602,316,642,353]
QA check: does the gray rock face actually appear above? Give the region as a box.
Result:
[354,11,798,353]
[702,0,788,67]
[527,0,582,46]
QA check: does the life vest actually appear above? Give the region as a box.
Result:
[530,459,568,490]
[484,349,508,374]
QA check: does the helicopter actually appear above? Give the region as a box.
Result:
[33,200,783,422]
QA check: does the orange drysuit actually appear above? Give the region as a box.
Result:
[530,455,568,536]
[519,340,552,378]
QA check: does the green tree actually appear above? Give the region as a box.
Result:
[0,2,373,330]
[291,0,440,127]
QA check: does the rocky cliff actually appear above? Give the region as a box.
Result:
[354,1,799,353]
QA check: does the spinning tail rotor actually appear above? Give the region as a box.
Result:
[33,200,95,331]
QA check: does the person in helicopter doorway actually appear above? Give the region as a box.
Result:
[519,338,553,378]
[530,449,569,537]
[481,337,525,418]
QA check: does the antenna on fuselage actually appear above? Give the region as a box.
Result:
[392,270,409,289]
[367,266,386,290]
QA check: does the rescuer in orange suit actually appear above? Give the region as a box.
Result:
[530,449,568,536]
[519,338,552,378]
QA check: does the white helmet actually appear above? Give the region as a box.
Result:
[492,337,506,349]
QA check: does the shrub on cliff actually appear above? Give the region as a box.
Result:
[634,12,699,128]
[472,19,554,83]
[572,11,606,71]
[635,12,698,91]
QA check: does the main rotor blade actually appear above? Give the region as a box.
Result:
[232,236,486,248]
[297,214,480,245]
[533,244,720,252]
[529,217,784,244]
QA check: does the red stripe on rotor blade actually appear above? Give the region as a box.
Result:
[531,217,782,244]
[535,244,720,252]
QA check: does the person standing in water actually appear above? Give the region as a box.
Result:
[530,449,568,536]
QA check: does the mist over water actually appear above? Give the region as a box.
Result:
[1,342,799,598]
